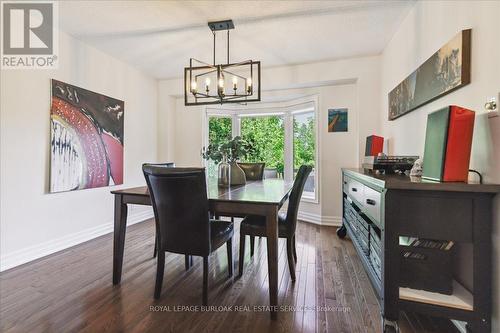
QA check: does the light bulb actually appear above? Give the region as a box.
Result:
[205,78,210,92]
[232,76,238,92]
[246,77,253,94]
[191,80,197,93]
[218,78,224,88]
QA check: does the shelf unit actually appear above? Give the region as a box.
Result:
[339,168,500,333]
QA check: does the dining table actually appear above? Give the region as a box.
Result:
[110,178,293,320]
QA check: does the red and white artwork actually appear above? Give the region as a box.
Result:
[50,79,124,192]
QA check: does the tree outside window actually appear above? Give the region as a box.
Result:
[293,112,315,194]
[240,116,285,176]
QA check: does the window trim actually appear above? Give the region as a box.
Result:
[203,95,320,204]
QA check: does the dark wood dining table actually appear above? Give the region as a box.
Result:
[111,178,293,320]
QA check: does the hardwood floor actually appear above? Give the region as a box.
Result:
[0,219,458,333]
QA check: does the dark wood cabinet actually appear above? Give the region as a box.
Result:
[339,168,500,332]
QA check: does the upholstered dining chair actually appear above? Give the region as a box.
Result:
[238,165,312,282]
[236,162,266,253]
[143,165,234,304]
[263,168,279,179]
[150,163,174,259]
[229,163,266,231]
[237,162,265,181]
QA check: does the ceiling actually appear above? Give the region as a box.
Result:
[60,1,415,79]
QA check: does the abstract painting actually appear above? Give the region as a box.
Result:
[388,29,471,120]
[328,108,348,132]
[50,79,124,193]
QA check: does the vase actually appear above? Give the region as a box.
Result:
[218,156,231,187]
[229,162,246,186]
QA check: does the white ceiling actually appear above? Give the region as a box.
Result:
[60,0,415,79]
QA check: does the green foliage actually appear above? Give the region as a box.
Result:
[202,136,254,164]
[293,114,315,170]
[208,117,232,147]
[240,117,285,174]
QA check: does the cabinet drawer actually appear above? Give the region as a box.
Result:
[363,185,382,223]
[348,178,365,206]
[370,228,381,253]
[358,233,369,253]
[369,245,382,281]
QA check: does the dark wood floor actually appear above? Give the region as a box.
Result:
[0,219,459,333]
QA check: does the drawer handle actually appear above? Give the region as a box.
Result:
[351,187,358,192]
[366,199,376,206]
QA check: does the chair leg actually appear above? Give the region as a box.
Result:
[153,233,158,258]
[227,238,233,277]
[202,256,209,305]
[154,251,165,299]
[185,255,192,270]
[286,238,296,282]
[239,233,246,277]
[250,236,255,257]
[292,235,297,263]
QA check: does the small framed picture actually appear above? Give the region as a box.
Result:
[328,108,348,132]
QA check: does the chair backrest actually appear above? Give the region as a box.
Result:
[237,162,265,181]
[146,162,175,168]
[264,168,279,179]
[285,165,313,235]
[142,165,211,256]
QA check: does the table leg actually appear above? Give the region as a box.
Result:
[113,194,128,284]
[265,205,279,320]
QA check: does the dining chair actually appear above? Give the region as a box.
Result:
[232,163,266,246]
[264,168,279,179]
[143,165,234,304]
[238,165,312,282]
[237,162,265,181]
[149,162,175,259]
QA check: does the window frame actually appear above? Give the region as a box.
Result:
[202,95,319,204]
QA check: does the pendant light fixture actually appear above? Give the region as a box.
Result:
[184,19,261,106]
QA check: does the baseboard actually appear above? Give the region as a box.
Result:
[0,208,154,272]
[298,211,341,227]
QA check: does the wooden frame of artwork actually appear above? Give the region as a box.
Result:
[388,29,471,121]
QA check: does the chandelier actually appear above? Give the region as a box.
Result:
[184,19,261,106]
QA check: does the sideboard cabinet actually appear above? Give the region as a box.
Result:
[338,168,499,333]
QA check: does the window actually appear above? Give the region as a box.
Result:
[205,98,318,202]
[293,111,315,196]
[206,116,232,178]
[208,116,232,146]
[240,116,285,177]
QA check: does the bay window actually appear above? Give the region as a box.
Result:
[204,97,318,202]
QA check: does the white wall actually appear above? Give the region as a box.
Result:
[380,0,500,329]
[0,31,158,271]
[158,56,381,225]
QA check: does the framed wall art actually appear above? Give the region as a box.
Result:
[50,79,124,192]
[388,29,471,121]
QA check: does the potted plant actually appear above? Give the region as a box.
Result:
[202,136,254,186]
